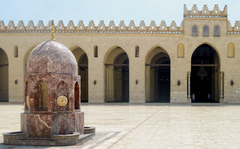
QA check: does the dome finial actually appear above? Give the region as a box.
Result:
[51,19,55,40]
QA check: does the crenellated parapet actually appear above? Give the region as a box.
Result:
[0,5,239,35]
[228,21,240,34]
[0,20,184,34]
[184,4,227,18]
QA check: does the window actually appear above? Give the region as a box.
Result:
[135,46,139,57]
[227,43,235,58]
[192,25,198,36]
[14,46,18,57]
[214,26,220,37]
[94,46,98,57]
[203,25,209,37]
[177,43,184,58]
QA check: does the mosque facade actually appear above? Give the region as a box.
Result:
[0,4,240,104]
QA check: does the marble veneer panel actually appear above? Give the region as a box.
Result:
[21,112,84,139]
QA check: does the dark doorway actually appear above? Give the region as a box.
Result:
[121,59,129,102]
[0,48,8,102]
[105,52,129,102]
[147,52,170,103]
[78,54,88,102]
[191,44,219,102]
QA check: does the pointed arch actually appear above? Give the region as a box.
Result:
[57,81,69,110]
[145,46,171,103]
[70,45,88,102]
[145,45,171,64]
[191,43,220,103]
[104,45,130,64]
[191,42,220,65]
[104,46,129,102]
[70,45,88,63]
[0,48,9,102]
[34,80,48,111]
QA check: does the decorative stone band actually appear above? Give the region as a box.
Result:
[0,30,183,34]
[0,20,184,34]
[228,21,240,34]
[0,19,239,34]
[228,31,240,35]
[184,4,228,18]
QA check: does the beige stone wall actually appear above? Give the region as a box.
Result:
[0,7,240,103]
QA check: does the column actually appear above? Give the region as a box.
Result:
[219,72,224,103]
[187,72,191,102]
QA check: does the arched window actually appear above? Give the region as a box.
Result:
[203,25,209,37]
[34,81,48,111]
[214,26,220,37]
[94,45,98,57]
[14,46,18,57]
[135,46,139,57]
[74,82,80,109]
[57,81,69,111]
[177,43,184,58]
[192,25,198,36]
[227,43,235,58]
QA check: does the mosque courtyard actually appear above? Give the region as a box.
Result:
[1,104,240,149]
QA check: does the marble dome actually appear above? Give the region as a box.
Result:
[27,40,77,75]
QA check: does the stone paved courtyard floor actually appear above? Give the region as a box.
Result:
[1,104,240,149]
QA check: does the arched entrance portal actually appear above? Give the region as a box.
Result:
[105,47,129,102]
[0,48,8,102]
[71,46,88,102]
[146,47,170,103]
[191,44,220,102]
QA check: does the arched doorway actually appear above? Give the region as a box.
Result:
[145,47,170,103]
[0,48,8,102]
[191,44,220,102]
[71,46,88,102]
[105,47,129,102]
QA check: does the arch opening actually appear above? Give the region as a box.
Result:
[74,82,80,109]
[0,48,9,102]
[34,81,48,111]
[57,81,69,111]
[71,46,88,102]
[105,47,129,102]
[191,44,220,103]
[145,47,170,103]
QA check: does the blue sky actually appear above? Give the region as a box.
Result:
[1,0,240,27]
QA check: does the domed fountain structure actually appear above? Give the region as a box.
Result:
[3,21,95,146]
